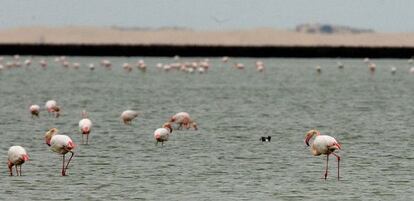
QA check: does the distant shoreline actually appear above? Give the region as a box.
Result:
[1,43,413,58]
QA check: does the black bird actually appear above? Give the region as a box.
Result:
[261,136,271,142]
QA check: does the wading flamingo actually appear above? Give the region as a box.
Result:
[121,110,139,125]
[154,123,173,145]
[305,129,341,180]
[79,110,92,144]
[30,104,40,118]
[8,146,29,176]
[169,112,198,130]
[45,100,60,118]
[45,128,75,176]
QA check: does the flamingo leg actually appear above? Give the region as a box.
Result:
[62,154,66,176]
[81,133,84,144]
[19,165,22,176]
[332,152,341,180]
[324,154,329,180]
[9,166,13,176]
[86,134,89,144]
[15,165,19,176]
[64,151,74,175]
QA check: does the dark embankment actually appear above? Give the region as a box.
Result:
[0,44,413,58]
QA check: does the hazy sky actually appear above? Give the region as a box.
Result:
[1,0,412,32]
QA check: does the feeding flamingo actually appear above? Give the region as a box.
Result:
[304,129,341,180]
[45,100,60,118]
[169,112,198,130]
[29,104,40,118]
[7,146,29,176]
[45,128,75,176]
[79,110,92,144]
[121,110,139,125]
[154,123,173,145]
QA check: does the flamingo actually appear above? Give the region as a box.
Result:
[169,112,198,130]
[45,128,75,176]
[234,63,244,70]
[45,100,60,118]
[79,110,92,144]
[337,61,344,69]
[29,104,40,118]
[305,129,341,180]
[410,67,414,74]
[24,59,32,67]
[368,63,376,73]
[7,146,29,176]
[390,67,396,75]
[256,61,265,72]
[154,123,173,145]
[121,110,139,125]
[39,59,47,68]
[89,63,95,71]
[315,65,322,74]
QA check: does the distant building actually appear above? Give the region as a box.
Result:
[295,23,374,34]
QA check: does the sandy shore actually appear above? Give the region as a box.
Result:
[0,26,413,47]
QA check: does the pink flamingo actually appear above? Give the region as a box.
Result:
[7,146,29,176]
[154,123,173,145]
[45,100,60,118]
[169,112,198,130]
[121,110,139,125]
[29,104,40,118]
[79,111,93,144]
[305,129,341,180]
[45,128,75,176]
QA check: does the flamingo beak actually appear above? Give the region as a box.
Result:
[334,142,341,150]
[305,133,312,146]
[22,154,29,161]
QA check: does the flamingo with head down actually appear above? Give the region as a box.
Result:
[154,123,173,145]
[305,129,341,180]
[45,128,75,176]
[29,104,40,118]
[169,112,198,130]
[121,110,139,125]
[45,100,60,118]
[7,146,29,176]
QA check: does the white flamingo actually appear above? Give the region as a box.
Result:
[154,123,173,145]
[79,111,92,144]
[29,104,40,118]
[8,146,29,176]
[390,67,396,75]
[121,110,139,125]
[45,128,75,176]
[169,112,198,130]
[305,129,341,180]
[45,100,60,118]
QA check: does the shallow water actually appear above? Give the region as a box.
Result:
[0,57,413,200]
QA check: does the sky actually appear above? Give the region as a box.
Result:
[0,0,413,32]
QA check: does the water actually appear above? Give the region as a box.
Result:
[0,57,413,200]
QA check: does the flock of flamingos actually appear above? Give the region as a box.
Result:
[2,55,414,180]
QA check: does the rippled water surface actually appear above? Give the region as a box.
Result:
[0,57,413,200]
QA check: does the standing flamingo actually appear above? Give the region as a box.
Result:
[45,100,60,118]
[305,129,341,180]
[154,123,173,145]
[45,128,75,176]
[79,110,92,144]
[7,146,29,176]
[169,112,198,130]
[29,104,40,118]
[121,110,139,125]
